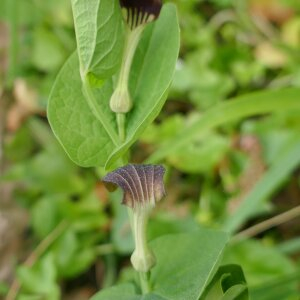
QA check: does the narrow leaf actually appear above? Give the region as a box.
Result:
[147,88,300,164]
[224,138,300,233]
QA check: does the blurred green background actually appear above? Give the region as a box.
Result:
[0,0,300,299]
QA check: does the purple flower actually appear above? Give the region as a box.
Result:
[103,164,166,272]
[120,0,162,29]
[103,164,166,209]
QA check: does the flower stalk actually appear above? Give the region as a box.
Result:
[110,26,144,114]
[111,0,162,142]
[131,204,156,272]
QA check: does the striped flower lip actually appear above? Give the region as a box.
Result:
[103,164,166,209]
[120,0,162,30]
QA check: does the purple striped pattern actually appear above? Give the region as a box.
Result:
[120,0,162,29]
[103,164,166,208]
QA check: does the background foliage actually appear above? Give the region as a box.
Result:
[0,0,300,299]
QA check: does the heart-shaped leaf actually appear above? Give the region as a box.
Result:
[48,3,179,169]
[48,54,118,167]
[150,229,229,300]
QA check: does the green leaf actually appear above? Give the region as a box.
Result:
[48,53,118,167]
[167,132,229,174]
[71,0,124,78]
[90,284,167,300]
[147,88,300,164]
[224,138,300,233]
[48,4,179,168]
[106,4,180,168]
[223,240,298,300]
[91,284,137,300]
[93,229,228,299]
[201,264,248,300]
[31,196,59,239]
[32,26,66,72]
[17,254,60,299]
[250,270,300,300]
[150,229,229,300]
[277,237,300,255]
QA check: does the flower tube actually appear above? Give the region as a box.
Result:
[103,164,166,272]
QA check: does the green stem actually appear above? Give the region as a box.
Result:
[132,207,149,261]
[130,206,155,274]
[82,75,120,146]
[117,113,126,142]
[119,26,144,85]
[112,26,145,138]
[139,271,151,294]
[102,254,117,289]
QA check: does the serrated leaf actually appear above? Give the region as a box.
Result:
[71,0,124,78]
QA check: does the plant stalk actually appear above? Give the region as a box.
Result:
[139,271,151,294]
[117,113,126,142]
[114,26,145,142]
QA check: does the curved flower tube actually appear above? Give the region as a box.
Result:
[109,1,162,117]
[103,164,166,272]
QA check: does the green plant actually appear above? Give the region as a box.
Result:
[46,0,248,299]
[3,0,300,299]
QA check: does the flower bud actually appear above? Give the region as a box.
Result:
[131,247,156,273]
[109,83,132,113]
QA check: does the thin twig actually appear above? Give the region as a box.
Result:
[234,205,300,242]
[0,90,6,176]
[6,221,68,300]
